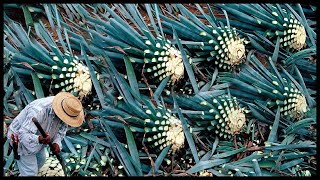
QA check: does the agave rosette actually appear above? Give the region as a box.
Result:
[218,51,312,120]
[173,93,248,140]
[4,20,98,101]
[216,4,308,52]
[92,97,187,154]
[70,4,191,87]
[159,4,247,70]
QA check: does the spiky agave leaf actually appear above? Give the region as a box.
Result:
[218,52,310,120]
[158,4,247,71]
[216,4,308,52]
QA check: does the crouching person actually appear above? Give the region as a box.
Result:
[7,92,84,176]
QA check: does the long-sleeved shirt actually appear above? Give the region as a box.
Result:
[7,96,68,156]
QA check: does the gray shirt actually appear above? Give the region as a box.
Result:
[7,96,68,156]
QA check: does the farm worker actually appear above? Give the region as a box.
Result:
[7,92,84,176]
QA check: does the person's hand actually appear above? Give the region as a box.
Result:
[38,133,50,144]
[52,143,60,156]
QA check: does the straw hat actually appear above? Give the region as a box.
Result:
[52,92,84,127]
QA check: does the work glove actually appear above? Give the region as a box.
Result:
[52,143,61,156]
[38,133,50,144]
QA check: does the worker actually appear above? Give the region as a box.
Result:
[7,92,84,176]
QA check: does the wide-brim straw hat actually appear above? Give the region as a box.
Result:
[52,92,84,127]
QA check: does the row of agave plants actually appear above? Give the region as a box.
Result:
[3,3,316,176]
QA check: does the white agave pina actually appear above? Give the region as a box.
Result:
[218,52,309,120]
[75,4,190,87]
[175,94,248,139]
[38,155,64,176]
[216,4,307,51]
[144,37,192,85]
[159,4,247,70]
[51,53,99,101]
[144,106,186,153]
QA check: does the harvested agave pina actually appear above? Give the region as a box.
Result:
[51,53,99,100]
[38,155,64,176]
[144,37,191,85]
[143,106,186,153]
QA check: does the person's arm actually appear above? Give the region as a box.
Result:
[52,122,68,150]
[18,109,45,155]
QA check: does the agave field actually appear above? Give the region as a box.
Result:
[3,3,317,177]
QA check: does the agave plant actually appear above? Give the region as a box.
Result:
[170,91,248,140]
[218,50,315,120]
[92,98,186,154]
[215,4,312,52]
[156,4,248,71]
[67,4,192,88]
[3,19,99,101]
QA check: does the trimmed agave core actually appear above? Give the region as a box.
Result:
[144,37,191,85]
[275,81,308,119]
[51,53,98,100]
[209,26,246,70]
[144,107,185,153]
[200,95,247,139]
[38,155,64,176]
[278,17,306,51]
